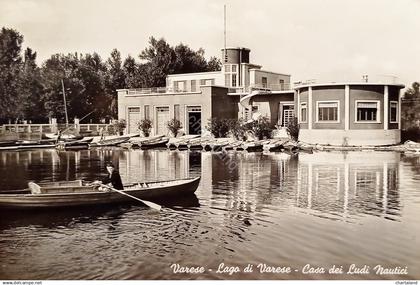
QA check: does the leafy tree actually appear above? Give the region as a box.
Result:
[139,37,177,87]
[0,27,224,123]
[0,27,23,122]
[207,56,222,71]
[138,37,222,87]
[123,55,141,88]
[41,53,79,121]
[41,52,108,123]
[18,48,45,122]
[173,44,207,73]
[105,49,125,117]
[401,82,420,129]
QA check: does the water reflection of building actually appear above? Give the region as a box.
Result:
[297,152,400,219]
[201,150,401,221]
[119,150,190,182]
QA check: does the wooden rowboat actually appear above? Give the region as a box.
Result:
[140,137,169,149]
[56,138,93,150]
[0,177,200,209]
[89,135,132,147]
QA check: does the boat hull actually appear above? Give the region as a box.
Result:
[0,177,200,209]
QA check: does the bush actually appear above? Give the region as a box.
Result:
[246,117,273,140]
[286,117,300,142]
[111,119,126,135]
[206,118,231,138]
[229,119,247,141]
[401,126,420,143]
[138,119,152,137]
[167,119,183,137]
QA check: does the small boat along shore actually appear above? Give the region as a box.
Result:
[0,177,200,209]
[3,133,420,154]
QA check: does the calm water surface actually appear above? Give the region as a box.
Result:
[0,149,419,280]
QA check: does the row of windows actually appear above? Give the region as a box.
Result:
[299,101,399,123]
[174,79,214,92]
[128,105,202,121]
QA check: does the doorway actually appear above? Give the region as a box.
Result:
[187,106,202,135]
[278,102,295,127]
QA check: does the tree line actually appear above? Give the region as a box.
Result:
[0,27,221,124]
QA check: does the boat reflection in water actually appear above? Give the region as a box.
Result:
[1,148,419,280]
[0,149,401,220]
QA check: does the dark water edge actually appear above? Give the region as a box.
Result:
[0,149,419,280]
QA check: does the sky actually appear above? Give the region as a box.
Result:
[1,0,419,88]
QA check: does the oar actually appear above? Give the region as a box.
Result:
[100,184,161,211]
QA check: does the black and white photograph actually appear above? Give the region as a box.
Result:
[0,0,419,283]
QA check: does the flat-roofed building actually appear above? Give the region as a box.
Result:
[118,47,294,136]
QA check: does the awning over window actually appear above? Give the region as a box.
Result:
[318,102,338,108]
[357,102,377,108]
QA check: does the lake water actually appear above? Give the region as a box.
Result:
[0,149,419,280]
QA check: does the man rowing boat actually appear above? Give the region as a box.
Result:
[93,162,124,190]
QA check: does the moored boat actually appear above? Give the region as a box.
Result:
[0,139,56,151]
[0,177,200,209]
[56,138,93,150]
[140,137,169,149]
[44,133,82,140]
[89,135,136,147]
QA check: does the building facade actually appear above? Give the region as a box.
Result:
[295,83,404,145]
[118,47,293,136]
[118,46,405,145]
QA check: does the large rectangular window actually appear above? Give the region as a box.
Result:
[262,77,268,88]
[300,102,307,123]
[144,105,150,120]
[174,104,180,121]
[356,101,379,122]
[279,79,285,90]
[317,101,339,122]
[224,74,230,86]
[175,81,185,92]
[232,74,237,87]
[390,101,398,123]
[224,64,238,87]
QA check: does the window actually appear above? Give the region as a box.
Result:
[128,107,140,113]
[224,64,238,87]
[224,74,230,86]
[187,106,202,112]
[356,101,379,122]
[174,104,180,121]
[300,102,307,123]
[317,101,339,122]
[144,105,150,120]
[279,79,285,90]
[175,81,185,91]
[262,77,268,88]
[390,101,398,123]
[191,80,197,92]
[200,79,214,86]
